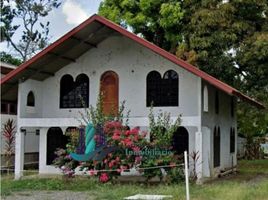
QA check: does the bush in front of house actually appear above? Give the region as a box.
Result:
[53,97,183,183]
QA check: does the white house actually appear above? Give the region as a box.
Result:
[1,62,39,169]
[0,15,264,181]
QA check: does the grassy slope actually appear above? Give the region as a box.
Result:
[1,160,268,200]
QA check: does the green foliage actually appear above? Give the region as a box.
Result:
[0,51,22,65]
[1,0,61,61]
[65,128,79,154]
[148,105,181,147]
[99,0,268,141]
[99,0,184,52]
[140,107,183,181]
[79,94,130,128]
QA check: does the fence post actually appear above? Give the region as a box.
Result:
[184,151,190,200]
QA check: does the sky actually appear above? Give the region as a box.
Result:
[1,0,103,54]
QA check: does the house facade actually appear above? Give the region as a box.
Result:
[1,15,263,181]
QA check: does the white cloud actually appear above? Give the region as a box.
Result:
[62,0,89,25]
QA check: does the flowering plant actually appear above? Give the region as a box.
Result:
[53,148,78,178]
[82,121,148,182]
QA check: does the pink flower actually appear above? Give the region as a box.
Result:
[115,156,120,162]
[88,169,96,176]
[125,130,130,136]
[117,168,122,173]
[135,156,142,164]
[108,162,114,168]
[99,173,109,183]
[132,146,140,152]
[112,134,120,140]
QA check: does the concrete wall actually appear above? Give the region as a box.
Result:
[18,35,200,121]
[201,81,237,177]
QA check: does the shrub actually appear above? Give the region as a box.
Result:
[2,119,16,174]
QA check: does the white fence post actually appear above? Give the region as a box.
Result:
[184,151,190,200]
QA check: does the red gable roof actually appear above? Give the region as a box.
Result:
[0,14,264,109]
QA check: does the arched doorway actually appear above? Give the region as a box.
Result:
[213,126,221,167]
[46,127,69,165]
[172,126,189,155]
[100,71,119,116]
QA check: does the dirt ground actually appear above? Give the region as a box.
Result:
[2,191,96,200]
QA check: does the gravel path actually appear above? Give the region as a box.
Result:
[2,191,96,200]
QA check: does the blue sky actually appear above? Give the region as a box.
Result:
[1,0,103,54]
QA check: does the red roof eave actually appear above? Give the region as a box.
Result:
[0,15,265,109]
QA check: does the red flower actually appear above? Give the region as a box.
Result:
[99,173,109,183]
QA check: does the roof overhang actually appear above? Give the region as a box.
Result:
[0,14,265,109]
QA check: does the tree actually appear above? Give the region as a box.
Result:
[0,51,22,65]
[99,0,184,52]
[0,0,61,62]
[99,0,268,150]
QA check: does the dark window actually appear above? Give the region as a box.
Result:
[162,70,178,106]
[146,70,178,107]
[172,126,189,155]
[147,71,162,106]
[27,91,35,107]
[215,91,219,114]
[9,103,17,114]
[213,126,220,167]
[230,127,235,153]
[1,102,8,114]
[75,74,89,108]
[60,74,89,108]
[231,97,235,117]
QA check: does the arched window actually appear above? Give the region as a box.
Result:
[172,126,189,155]
[75,74,89,108]
[163,70,178,106]
[60,74,89,108]
[27,91,35,107]
[146,70,178,107]
[203,85,208,112]
[146,71,162,106]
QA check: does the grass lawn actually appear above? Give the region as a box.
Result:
[1,159,268,200]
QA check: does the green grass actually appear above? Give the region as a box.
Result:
[1,160,268,200]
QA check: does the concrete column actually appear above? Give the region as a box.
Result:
[39,127,48,174]
[195,77,203,183]
[14,128,25,179]
[195,131,203,182]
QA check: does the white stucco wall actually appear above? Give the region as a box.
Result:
[201,81,237,176]
[18,35,200,121]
